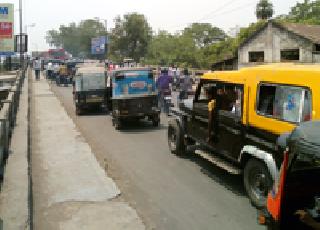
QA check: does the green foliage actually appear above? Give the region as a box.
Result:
[197,20,267,69]
[45,19,107,57]
[109,13,152,62]
[182,23,227,48]
[256,0,274,20]
[145,31,197,67]
[283,0,320,24]
[144,23,226,68]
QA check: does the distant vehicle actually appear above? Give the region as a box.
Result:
[121,58,136,68]
[48,48,66,60]
[73,66,108,115]
[167,64,320,208]
[110,67,160,129]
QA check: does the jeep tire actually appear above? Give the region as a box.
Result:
[168,121,185,155]
[244,158,273,208]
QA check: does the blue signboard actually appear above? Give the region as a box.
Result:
[91,36,107,55]
[0,51,14,56]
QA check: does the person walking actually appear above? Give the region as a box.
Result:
[156,68,172,114]
[179,68,192,102]
[33,57,41,80]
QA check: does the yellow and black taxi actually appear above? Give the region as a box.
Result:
[167,64,320,208]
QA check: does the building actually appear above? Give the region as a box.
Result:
[238,20,320,68]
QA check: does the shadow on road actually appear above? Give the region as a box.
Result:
[118,119,167,133]
[179,148,247,198]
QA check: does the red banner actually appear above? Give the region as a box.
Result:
[0,22,13,38]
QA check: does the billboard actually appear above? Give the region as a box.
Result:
[0,3,14,55]
[91,36,107,55]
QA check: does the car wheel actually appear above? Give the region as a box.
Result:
[167,121,185,155]
[244,159,273,208]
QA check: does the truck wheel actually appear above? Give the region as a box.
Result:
[244,159,273,208]
[167,121,185,155]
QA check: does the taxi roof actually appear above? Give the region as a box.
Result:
[202,64,320,86]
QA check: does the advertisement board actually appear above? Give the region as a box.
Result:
[91,36,107,55]
[0,3,14,55]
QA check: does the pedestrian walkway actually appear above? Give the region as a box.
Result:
[0,73,29,230]
[32,73,145,229]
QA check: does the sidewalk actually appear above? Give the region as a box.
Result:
[32,74,145,229]
[0,73,29,230]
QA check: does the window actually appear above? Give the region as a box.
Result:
[217,84,243,117]
[197,83,216,101]
[257,84,312,123]
[280,49,299,62]
[196,82,244,117]
[249,51,264,62]
[314,44,320,52]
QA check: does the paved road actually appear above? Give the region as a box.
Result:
[51,83,263,230]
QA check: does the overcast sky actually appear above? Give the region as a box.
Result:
[6,0,302,51]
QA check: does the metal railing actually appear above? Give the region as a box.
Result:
[0,69,26,178]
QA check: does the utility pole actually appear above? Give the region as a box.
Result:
[19,0,23,69]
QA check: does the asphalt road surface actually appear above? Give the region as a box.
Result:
[51,82,263,230]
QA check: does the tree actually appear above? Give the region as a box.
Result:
[256,0,274,20]
[45,19,107,57]
[109,13,152,62]
[284,0,320,24]
[182,23,227,48]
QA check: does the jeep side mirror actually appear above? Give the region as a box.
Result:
[276,132,290,152]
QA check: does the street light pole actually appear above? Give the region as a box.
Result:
[19,0,23,69]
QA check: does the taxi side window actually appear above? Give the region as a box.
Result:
[197,83,216,102]
[257,84,312,123]
[217,84,243,117]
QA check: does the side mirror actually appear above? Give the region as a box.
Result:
[276,132,290,152]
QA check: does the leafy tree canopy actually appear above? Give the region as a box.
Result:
[109,13,152,62]
[256,0,274,20]
[46,19,107,57]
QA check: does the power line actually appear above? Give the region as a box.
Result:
[197,0,239,22]
[202,1,256,21]
[168,0,257,30]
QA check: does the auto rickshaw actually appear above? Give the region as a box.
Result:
[57,62,69,86]
[259,121,320,229]
[73,66,108,115]
[111,67,160,129]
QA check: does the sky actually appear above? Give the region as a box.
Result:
[5,0,303,51]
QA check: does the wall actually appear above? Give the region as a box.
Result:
[238,22,315,69]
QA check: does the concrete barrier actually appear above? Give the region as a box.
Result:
[0,69,26,178]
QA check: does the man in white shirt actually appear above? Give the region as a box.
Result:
[33,57,41,80]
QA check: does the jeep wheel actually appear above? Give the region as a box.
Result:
[244,159,273,208]
[167,122,185,155]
